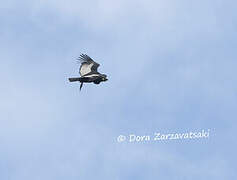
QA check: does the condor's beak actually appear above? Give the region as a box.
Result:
[103,77,108,81]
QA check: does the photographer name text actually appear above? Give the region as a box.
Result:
[117,129,210,143]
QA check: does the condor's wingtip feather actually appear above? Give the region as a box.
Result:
[76,54,91,62]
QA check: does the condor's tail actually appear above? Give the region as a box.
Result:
[68,77,81,82]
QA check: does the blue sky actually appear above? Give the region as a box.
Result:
[0,0,236,179]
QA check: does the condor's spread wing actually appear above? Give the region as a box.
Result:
[77,54,100,76]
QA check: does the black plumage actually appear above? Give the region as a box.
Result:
[69,54,108,90]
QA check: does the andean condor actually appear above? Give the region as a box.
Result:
[69,54,108,90]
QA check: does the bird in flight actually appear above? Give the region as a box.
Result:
[69,54,108,90]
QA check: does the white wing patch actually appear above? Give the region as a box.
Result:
[83,74,100,78]
[80,63,93,76]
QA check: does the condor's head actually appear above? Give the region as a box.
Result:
[101,74,108,82]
